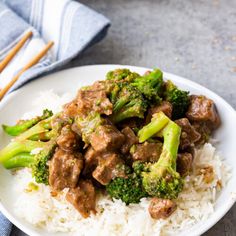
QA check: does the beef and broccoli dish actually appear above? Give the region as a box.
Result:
[0,68,221,220]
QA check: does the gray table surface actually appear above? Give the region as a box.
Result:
[11,0,236,235]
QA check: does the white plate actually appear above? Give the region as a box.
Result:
[0,65,236,236]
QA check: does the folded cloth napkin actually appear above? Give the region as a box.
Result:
[0,0,110,92]
[0,214,12,236]
[0,0,110,235]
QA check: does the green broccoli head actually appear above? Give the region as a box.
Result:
[131,69,164,104]
[76,112,104,143]
[110,83,148,123]
[106,165,148,205]
[106,68,140,82]
[132,161,148,174]
[31,141,56,184]
[142,119,184,199]
[142,164,183,199]
[164,80,190,119]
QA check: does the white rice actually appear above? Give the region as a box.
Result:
[21,90,74,120]
[12,91,231,236]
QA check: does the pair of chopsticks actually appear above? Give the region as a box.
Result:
[0,31,54,101]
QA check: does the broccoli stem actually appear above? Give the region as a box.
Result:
[3,153,34,169]
[2,120,39,137]
[0,140,46,163]
[113,98,128,113]
[141,119,183,199]
[152,121,181,170]
[138,112,169,142]
[16,117,52,141]
[2,110,53,136]
[29,130,54,141]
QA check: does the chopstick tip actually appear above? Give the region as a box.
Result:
[48,41,54,47]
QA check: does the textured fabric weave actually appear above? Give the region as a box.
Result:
[0,0,110,92]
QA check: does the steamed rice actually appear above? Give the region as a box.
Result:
[11,91,231,236]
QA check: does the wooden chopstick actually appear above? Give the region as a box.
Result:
[0,31,33,73]
[0,41,54,101]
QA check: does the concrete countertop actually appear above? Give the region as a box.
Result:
[12,0,236,235]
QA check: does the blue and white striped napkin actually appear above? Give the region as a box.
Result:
[0,0,110,235]
[0,0,110,92]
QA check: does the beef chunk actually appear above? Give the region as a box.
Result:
[192,121,212,145]
[183,146,195,158]
[175,118,201,150]
[177,152,193,177]
[186,95,221,129]
[148,198,177,219]
[66,179,96,218]
[91,81,107,91]
[84,146,125,185]
[131,142,162,163]
[90,80,114,93]
[121,127,139,154]
[92,153,124,185]
[77,89,113,115]
[90,125,125,152]
[144,70,151,75]
[71,122,82,136]
[49,148,83,191]
[62,100,79,119]
[57,125,80,152]
[117,118,143,130]
[146,101,173,123]
[83,147,100,175]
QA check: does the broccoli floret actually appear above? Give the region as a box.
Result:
[142,118,183,199]
[132,161,150,175]
[108,82,120,104]
[164,80,190,119]
[131,69,164,104]
[106,69,140,82]
[2,141,56,185]
[76,112,104,143]
[0,140,55,185]
[2,109,53,136]
[31,140,56,184]
[110,83,148,123]
[106,165,148,205]
[0,114,60,185]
